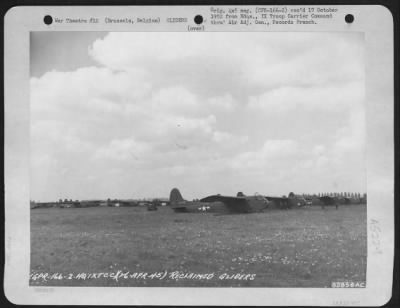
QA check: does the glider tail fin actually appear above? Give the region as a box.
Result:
[170,188,184,206]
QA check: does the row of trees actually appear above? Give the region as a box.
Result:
[300,192,367,198]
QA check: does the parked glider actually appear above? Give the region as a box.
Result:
[319,195,339,209]
[169,188,269,213]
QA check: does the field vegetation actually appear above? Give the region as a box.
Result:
[30,205,367,287]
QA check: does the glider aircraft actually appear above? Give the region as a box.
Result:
[169,188,270,214]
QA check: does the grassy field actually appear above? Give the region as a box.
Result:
[30,205,367,287]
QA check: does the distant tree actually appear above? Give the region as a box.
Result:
[64,198,68,203]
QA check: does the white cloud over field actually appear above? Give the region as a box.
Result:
[30,32,365,201]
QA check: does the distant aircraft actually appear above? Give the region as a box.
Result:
[319,195,338,210]
[169,188,270,213]
[264,196,291,209]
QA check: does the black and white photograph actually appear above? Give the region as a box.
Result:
[3,4,394,306]
[29,31,367,287]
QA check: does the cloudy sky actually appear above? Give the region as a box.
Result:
[30,31,365,201]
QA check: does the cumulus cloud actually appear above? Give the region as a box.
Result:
[30,31,366,201]
[247,82,364,113]
[231,139,299,169]
[149,86,198,115]
[89,32,363,99]
[333,107,366,154]
[207,94,235,111]
[93,138,150,162]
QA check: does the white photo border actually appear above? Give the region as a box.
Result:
[4,5,394,306]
